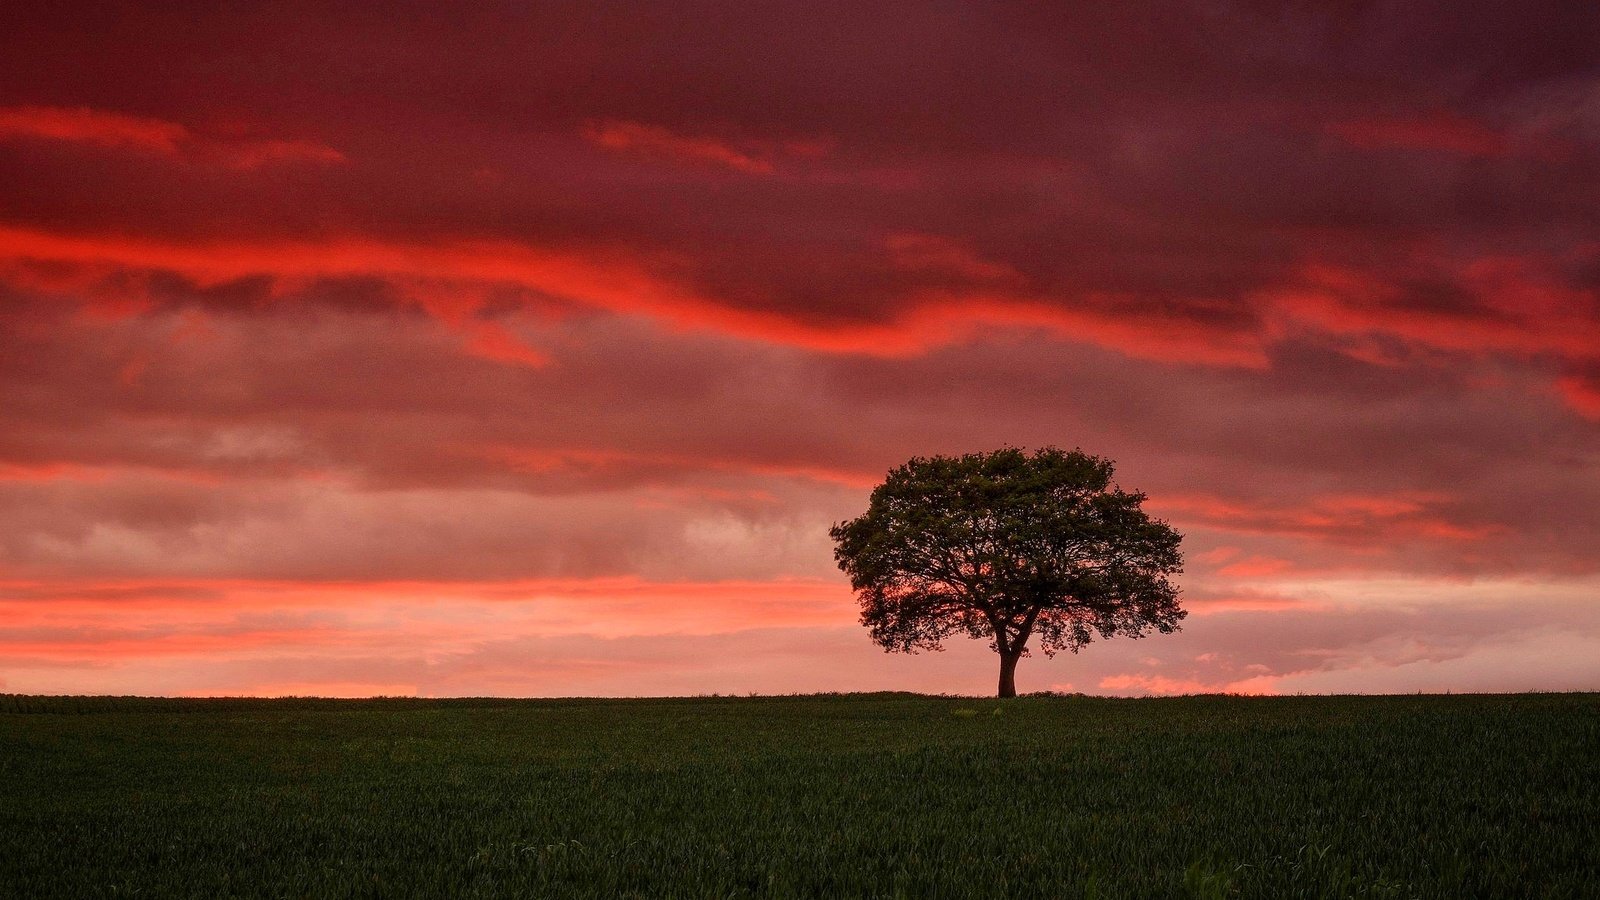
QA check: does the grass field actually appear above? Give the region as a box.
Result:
[2,692,1597,898]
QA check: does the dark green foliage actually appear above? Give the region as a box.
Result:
[832,448,1184,695]
[3,693,1597,898]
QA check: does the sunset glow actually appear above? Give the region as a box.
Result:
[3,4,1598,697]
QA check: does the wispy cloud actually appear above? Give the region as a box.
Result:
[0,105,188,152]
[0,104,344,168]
[582,120,827,174]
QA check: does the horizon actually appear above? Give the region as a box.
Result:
[9,688,1599,702]
[3,2,1600,699]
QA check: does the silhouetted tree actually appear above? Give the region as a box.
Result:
[831,448,1184,698]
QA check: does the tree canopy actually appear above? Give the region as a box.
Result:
[830,447,1184,697]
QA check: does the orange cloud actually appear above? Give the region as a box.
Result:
[885,233,1025,284]
[0,224,1268,365]
[0,461,238,486]
[894,291,1268,367]
[213,137,347,170]
[459,321,551,368]
[481,444,878,489]
[1097,672,1279,696]
[1191,546,1241,565]
[0,576,863,696]
[0,105,343,168]
[1557,375,1600,420]
[1183,594,1309,614]
[583,120,779,174]
[0,461,115,482]
[1265,260,1600,360]
[0,626,350,660]
[0,576,856,642]
[1215,555,1296,578]
[0,105,187,152]
[1152,491,1503,545]
[1264,256,1600,419]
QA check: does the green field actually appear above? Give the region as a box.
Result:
[2,693,1596,898]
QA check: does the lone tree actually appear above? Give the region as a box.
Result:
[831,447,1184,698]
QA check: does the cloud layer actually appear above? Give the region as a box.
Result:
[1,2,1597,696]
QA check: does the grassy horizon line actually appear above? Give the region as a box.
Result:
[4,687,1597,711]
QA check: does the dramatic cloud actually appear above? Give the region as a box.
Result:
[1,1,1597,696]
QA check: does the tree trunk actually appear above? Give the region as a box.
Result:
[997,651,1021,698]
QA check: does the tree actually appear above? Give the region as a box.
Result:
[830,447,1185,698]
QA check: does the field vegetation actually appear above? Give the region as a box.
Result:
[3,692,1596,898]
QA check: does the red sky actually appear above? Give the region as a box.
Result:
[3,2,1599,698]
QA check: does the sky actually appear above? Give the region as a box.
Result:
[2,1,1599,698]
